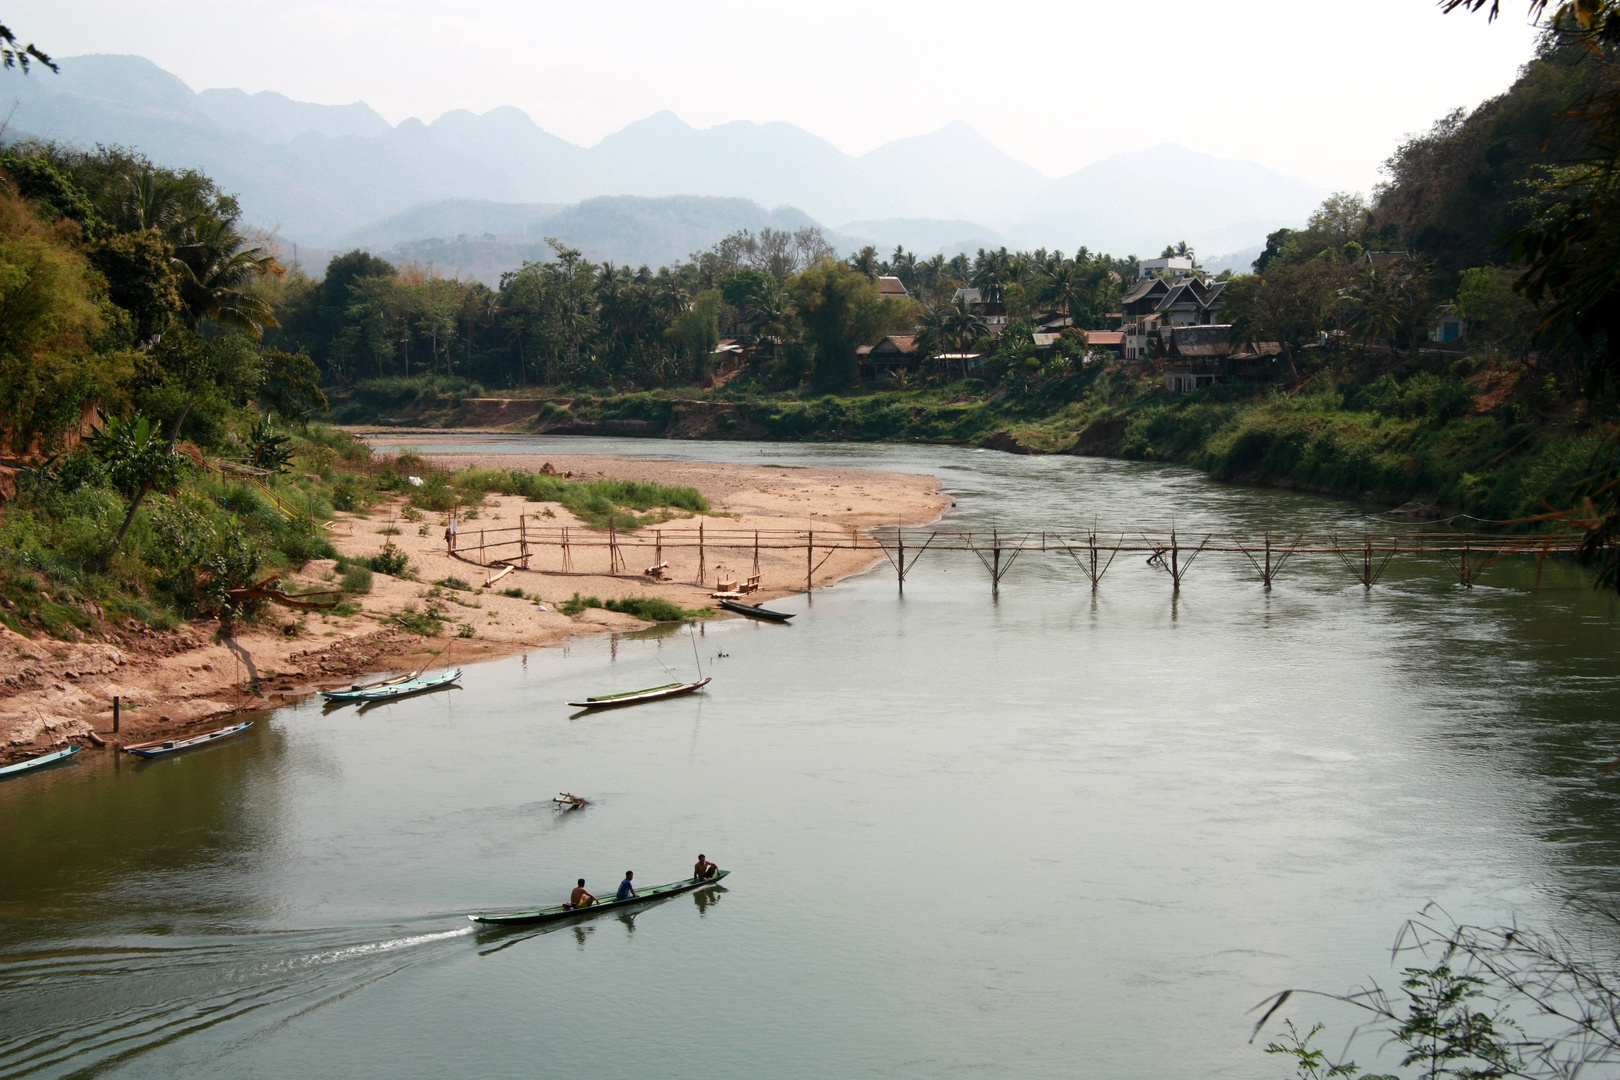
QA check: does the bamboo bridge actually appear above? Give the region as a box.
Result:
[442,515,1589,594]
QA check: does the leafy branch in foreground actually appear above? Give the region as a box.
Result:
[0,24,54,73]
[1253,902,1620,1079]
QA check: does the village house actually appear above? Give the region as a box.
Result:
[1156,324,1284,392]
[876,275,910,301]
[1082,330,1125,360]
[1430,304,1465,343]
[1118,274,1227,359]
[953,287,1008,329]
[857,334,921,380]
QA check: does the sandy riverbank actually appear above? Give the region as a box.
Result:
[0,454,949,762]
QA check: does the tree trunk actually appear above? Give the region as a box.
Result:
[109,482,151,555]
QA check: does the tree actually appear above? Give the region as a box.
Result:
[88,230,182,342]
[1342,259,1437,358]
[0,186,117,454]
[850,245,880,279]
[170,214,279,336]
[671,289,722,383]
[88,413,190,554]
[1225,260,1349,370]
[258,347,326,425]
[0,23,54,73]
[792,259,911,392]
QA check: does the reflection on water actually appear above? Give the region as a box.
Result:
[3,438,1619,1079]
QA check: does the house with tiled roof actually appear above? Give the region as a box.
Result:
[857,335,921,380]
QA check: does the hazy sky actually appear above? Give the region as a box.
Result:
[16,0,1543,192]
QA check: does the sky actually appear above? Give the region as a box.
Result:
[13,0,1545,193]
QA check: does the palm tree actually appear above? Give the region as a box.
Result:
[850,245,880,280]
[170,214,279,336]
[1040,260,1087,325]
[919,294,986,381]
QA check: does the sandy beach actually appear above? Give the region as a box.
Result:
[0,452,949,760]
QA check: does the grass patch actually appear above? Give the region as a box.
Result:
[390,604,444,636]
[433,576,473,591]
[557,592,711,621]
[340,563,373,595]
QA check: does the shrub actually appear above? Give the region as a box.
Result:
[367,540,410,576]
[559,592,600,615]
[340,562,373,595]
[390,605,443,635]
[434,576,472,591]
[602,596,712,621]
[501,586,524,598]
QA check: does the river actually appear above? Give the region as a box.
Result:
[3,436,1618,1078]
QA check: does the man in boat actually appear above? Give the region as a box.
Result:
[566,879,596,909]
[693,854,719,881]
[616,871,637,901]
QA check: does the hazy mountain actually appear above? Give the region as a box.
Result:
[0,54,1323,263]
[1204,244,1265,276]
[327,196,841,285]
[335,199,564,251]
[849,122,1046,224]
[1010,144,1323,258]
[835,218,1007,259]
[194,88,391,143]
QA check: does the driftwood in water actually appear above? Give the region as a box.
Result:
[554,792,589,810]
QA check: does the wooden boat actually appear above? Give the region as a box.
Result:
[123,721,253,759]
[320,668,461,703]
[719,598,795,622]
[567,677,711,709]
[0,744,82,779]
[335,671,417,693]
[470,870,730,926]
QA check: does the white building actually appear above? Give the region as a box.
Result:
[1137,256,1195,279]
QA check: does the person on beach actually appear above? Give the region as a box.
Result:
[566,879,595,909]
[616,871,637,901]
[693,854,719,881]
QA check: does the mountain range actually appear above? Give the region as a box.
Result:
[0,54,1323,275]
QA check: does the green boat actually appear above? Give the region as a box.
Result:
[469,870,730,926]
[567,677,710,709]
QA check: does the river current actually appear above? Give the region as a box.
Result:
[3,437,1619,1078]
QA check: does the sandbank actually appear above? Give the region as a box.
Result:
[0,453,949,762]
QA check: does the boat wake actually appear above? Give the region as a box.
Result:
[0,923,475,1077]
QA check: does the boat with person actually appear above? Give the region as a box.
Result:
[320,667,462,703]
[0,744,82,779]
[469,870,730,926]
[719,598,796,622]
[566,677,711,710]
[123,721,253,759]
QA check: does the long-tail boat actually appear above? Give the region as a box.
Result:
[320,667,462,703]
[566,677,710,709]
[469,870,730,926]
[0,745,82,779]
[719,598,795,622]
[123,720,253,759]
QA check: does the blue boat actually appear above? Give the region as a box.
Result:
[123,720,253,759]
[320,667,461,704]
[0,744,82,778]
